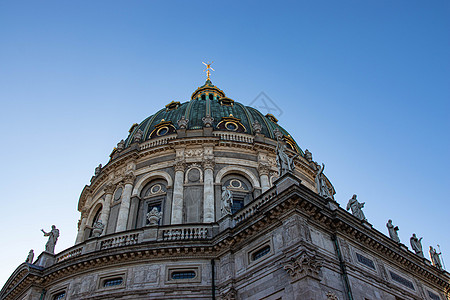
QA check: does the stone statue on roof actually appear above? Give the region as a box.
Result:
[315,163,332,199]
[429,246,443,270]
[386,219,400,243]
[94,164,102,176]
[26,249,34,264]
[41,225,60,254]
[276,138,297,176]
[346,194,366,221]
[410,233,424,257]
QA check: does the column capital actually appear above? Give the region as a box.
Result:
[123,172,136,185]
[103,182,115,195]
[203,158,215,170]
[258,163,271,176]
[174,160,186,172]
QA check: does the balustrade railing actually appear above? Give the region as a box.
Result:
[55,246,83,263]
[140,134,177,150]
[233,189,277,225]
[99,232,140,250]
[213,132,254,143]
[160,225,211,241]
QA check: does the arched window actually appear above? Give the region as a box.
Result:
[88,206,102,238]
[137,179,167,227]
[221,174,254,214]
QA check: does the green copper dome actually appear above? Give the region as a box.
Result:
[123,80,302,154]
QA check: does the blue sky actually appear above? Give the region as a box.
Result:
[0,1,449,286]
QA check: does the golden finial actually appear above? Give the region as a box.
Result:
[202,61,214,80]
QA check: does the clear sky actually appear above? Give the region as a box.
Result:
[0,0,449,287]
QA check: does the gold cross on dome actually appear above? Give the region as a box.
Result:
[202,61,214,80]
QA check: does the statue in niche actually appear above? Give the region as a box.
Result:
[315,163,332,199]
[41,225,60,254]
[117,139,125,151]
[26,249,34,264]
[146,207,162,226]
[429,246,443,270]
[276,138,297,176]
[221,186,233,216]
[410,233,424,257]
[134,129,143,143]
[346,194,366,221]
[386,219,400,243]
[86,220,104,238]
[94,164,102,176]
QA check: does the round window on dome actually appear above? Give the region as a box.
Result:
[157,126,169,136]
[225,122,238,131]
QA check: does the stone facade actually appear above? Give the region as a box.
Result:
[1,81,448,300]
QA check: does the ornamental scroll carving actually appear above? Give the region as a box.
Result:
[203,158,215,170]
[283,249,323,281]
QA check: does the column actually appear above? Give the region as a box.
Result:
[100,183,114,235]
[259,163,271,193]
[115,173,135,232]
[203,159,215,223]
[75,209,88,244]
[171,160,185,224]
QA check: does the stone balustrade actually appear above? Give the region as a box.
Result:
[55,246,83,263]
[213,131,254,143]
[233,189,277,225]
[99,231,140,250]
[140,134,177,150]
[160,224,212,241]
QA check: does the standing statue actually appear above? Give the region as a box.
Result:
[41,225,60,254]
[346,194,366,221]
[410,233,424,257]
[146,207,162,226]
[26,250,34,264]
[429,246,443,270]
[221,186,233,216]
[386,219,400,243]
[86,220,104,238]
[315,163,332,199]
[276,139,297,176]
[94,164,102,176]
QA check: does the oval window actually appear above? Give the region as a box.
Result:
[225,122,238,131]
[157,127,169,136]
[171,271,196,280]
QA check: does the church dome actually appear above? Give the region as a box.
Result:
[122,80,302,154]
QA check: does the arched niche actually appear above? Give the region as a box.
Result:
[84,202,102,241]
[134,178,169,229]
